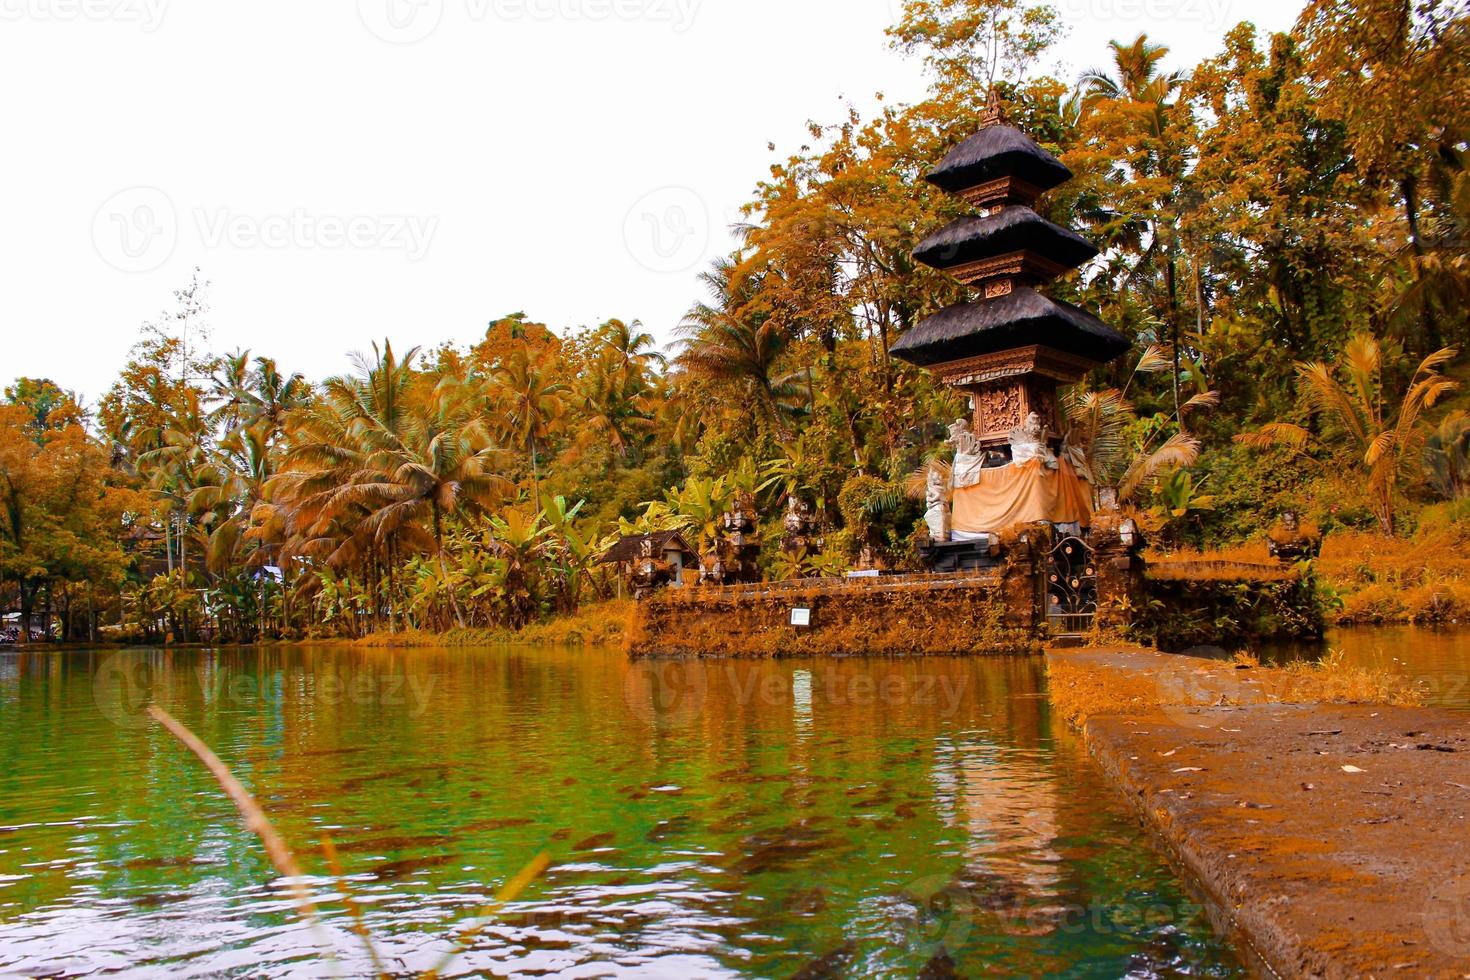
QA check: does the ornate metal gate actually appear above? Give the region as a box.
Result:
[1046,536,1097,634]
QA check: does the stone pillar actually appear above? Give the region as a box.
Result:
[1089,513,1145,634]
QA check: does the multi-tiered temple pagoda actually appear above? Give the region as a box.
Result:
[893,98,1130,561]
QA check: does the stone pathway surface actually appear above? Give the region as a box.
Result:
[1049,648,1470,979]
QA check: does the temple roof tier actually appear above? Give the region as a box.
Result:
[890,287,1130,369]
[913,207,1098,280]
[925,125,1072,200]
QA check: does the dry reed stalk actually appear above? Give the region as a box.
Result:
[420,851,552,979]
[149,703,550,979]
[321,833,389,978]
[147,704,342,972]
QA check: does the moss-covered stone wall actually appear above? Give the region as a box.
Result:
[627,565,1040,660]
[1132,564,1327,651]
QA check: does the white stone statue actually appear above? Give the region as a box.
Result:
[948,418,982,456]
[949,418,986,489]
[1008,412,1057,468]
[924,465,951,543]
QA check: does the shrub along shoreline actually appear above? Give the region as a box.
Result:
[1155,520,1470,628]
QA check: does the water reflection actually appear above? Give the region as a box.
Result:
[0,647,1242,977]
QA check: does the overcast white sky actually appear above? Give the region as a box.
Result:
[1,0,1303,403]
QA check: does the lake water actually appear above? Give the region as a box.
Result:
[1268,626,1470,710]
[0,646,1256,977]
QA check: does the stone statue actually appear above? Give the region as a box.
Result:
[1008,412,1057,468]
[950,418,986,489]
[784,496,805,535]
[924,465,951,543]
[948,418,982,456]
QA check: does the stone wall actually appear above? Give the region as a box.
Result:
[1133,562,1326,650]
[625,519,1325,659]
[627,565,1041,660]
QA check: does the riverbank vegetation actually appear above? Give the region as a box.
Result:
[2,0,1467,643]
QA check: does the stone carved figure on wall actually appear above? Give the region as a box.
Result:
[948,418,981,455]
[924,464,951,543]
[1008,412,1057,468]
[631,536,672,600]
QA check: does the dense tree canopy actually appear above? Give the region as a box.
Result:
[3,0,1467,640]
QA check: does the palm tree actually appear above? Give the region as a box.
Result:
[495,348,568,512]
[577,347,655,465]
[1424,411,1470,500]
[271,349,511,627]
[1079,36,1188,115]
[136,388,210,579]
[1062,387,1201,502]
[676,257,809,438]
[598,318,666,370]
[1236,334,1458,535]
[1078,34,1191,422]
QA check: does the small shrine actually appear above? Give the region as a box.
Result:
[892,95,1131,567]
[601,531,699,600]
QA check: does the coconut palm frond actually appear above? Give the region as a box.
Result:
[1118,433,1201,502]
[1181,390,1221,413]
[1234,423,1312,451]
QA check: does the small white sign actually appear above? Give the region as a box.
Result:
[790,608,812,628]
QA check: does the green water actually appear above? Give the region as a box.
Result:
[0,647,1244,977]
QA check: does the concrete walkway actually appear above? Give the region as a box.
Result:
[1048,647,1470,979]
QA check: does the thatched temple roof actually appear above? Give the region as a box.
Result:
[925,124,1071,196]
[890,288,1131,367]
[913,207,1098,274]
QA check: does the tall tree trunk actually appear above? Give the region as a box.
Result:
[177,511,188,582]
[433,508,466,630]
[529,433,543,514]
[1165,244,1183,432]
[1402,173,1443,353]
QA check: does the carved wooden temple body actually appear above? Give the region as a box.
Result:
[893,100,1130,557]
